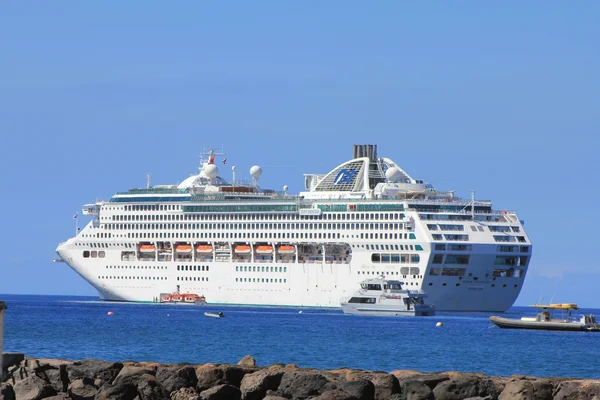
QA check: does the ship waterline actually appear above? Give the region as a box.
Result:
[56,145,531,312]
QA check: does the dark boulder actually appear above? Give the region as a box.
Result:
[12,375,57,400]
[396,373,449,390]
[432,373,503,400]
[44,395,71,400]
[275,370,331,399]
[313,389,359,400]
[156,365,198,394]
[67,359,123,384]
[361,372,400,400]
[199,383,241,400]
[239,368,284,400]
[136,374,170,400]
[338,379,375,400]
[68,377,97,400]
[94,374,167,400]
[0,382,16,400]
[397,379,434,400]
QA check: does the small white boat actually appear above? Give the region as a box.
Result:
[341,277,435,317]
[490,304,600,332]
[204,311,224,318]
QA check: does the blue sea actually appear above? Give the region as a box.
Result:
[2,294,599,379]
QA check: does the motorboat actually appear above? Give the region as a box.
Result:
[340,277,435,316]
[490,304,600,332]
[204,311,224,318]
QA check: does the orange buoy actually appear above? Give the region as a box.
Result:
[107,311,114,316]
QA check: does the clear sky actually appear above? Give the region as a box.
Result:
[1,2,599,306]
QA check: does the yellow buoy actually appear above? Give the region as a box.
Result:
[436,322,443,327]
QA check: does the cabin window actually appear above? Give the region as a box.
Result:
[348,297,376,304]
[83,251,90,258]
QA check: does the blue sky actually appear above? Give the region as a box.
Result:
[1,2,598,306]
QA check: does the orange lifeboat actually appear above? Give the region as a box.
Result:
[256,245,273,254]
[160,294,172,302]
[176,244,192,253]
[139,245,155,253]
[183,294,197,302]
[196,245,213,253]
[278,245,295,254]
[235,245,251,254]
[171,293,183,302]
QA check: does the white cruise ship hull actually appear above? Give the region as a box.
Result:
[57,240,523,312]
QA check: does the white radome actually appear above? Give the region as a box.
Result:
[204,164,219,179]
[385,167,402,182]
[250,165,262,179]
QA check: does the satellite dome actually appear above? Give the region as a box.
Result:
[231,165,236,171]
[385,167,402,182]
[204,164,219,179]
[250,165,262,179]
[283,185,289,192]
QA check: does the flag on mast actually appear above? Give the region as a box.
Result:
[73,213,78,219]
[222,158,227,164]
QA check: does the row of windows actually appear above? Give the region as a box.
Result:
[123,231,414,241]
[488,225,520,233]
[432,254,471,265]
[432,234,470,241]
[235,277,287,283]
[494,235,528,243]
[177,276,209,281]
[497,245,529,253]
[434,244,472,251]
[427,224,465,231]
[428,282,519,288]
[111,211,405,222]
[98,276,166,280]
[107,222,406,231]
[176,265,210,271]
[358,271,423,279]
[236,266,287,272]
[371,253,421,264]
[106,265,166,270]
[83,250,105,258]
[495,256,529,266]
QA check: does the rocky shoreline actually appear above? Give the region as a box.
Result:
[1,353,600,400]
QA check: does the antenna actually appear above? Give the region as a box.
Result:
[470,190,475,220]
[147,173,151,189]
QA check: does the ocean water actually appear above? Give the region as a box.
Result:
[2,294,600,379]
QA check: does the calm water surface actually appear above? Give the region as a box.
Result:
[2,294,599,378]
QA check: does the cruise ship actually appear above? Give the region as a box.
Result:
[55,144,531,311]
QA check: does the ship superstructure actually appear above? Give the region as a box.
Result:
[55,145,531,311]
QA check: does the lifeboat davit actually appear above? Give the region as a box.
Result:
[176,244,192,253]
[196,245,213,253]
[278,245,295,254]
[235,245,251,254]
[256,245,273,254]
[139,245,155,253]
